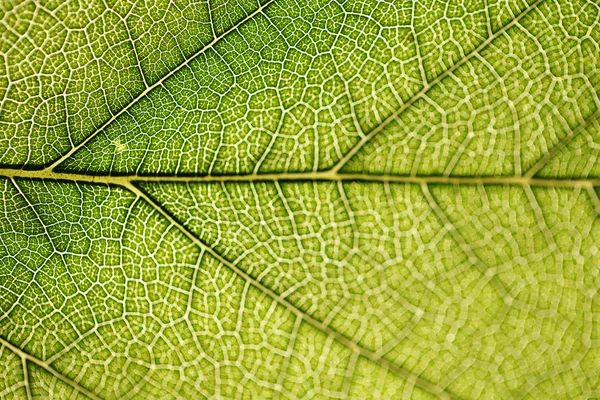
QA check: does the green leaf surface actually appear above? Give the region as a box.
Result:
[1,0,599,398]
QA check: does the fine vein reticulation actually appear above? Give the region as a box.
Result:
[1,0,600,399]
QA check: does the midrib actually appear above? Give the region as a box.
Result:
[0,168,598,188]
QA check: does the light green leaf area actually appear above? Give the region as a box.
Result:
[1,0,599,398]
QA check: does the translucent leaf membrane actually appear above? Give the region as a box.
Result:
[0,179,418,399]
[1,0,600,398]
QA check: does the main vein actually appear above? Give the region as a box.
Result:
[0,168,598,188]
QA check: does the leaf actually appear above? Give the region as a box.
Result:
[0,0,599,398]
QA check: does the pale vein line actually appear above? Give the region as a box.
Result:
[22,357,32,400]
[46,0,277,171]
[330,0,545,172]
[272,315,302,400]
[586,185,600,215]
[124,181,456,400]
[207,0,217,39]
[0,337,101,400]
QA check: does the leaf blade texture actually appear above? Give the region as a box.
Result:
[1,0,599,398]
